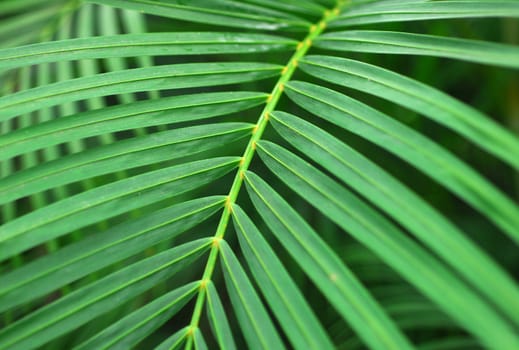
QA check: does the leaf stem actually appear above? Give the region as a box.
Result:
[185,1,349,346]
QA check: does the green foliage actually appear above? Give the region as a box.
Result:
[1,1,519,349]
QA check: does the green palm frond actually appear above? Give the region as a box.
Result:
[1,1,519,349]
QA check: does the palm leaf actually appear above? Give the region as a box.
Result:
[1,0,519,349]
[314,30,519,69]
[298,55,519,169]
[74,281,200,350]
[330,1,519,27]
[0,239,211,350]
[0,33,296,70]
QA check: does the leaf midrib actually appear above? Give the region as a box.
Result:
[183,1,349,348]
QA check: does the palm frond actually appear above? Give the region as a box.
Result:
[1,0,519,349]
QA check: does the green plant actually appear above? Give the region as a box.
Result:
[1,0,519,349]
